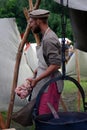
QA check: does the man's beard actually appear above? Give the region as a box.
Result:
[33,26,41,34]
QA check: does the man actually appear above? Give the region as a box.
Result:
[15,9,63,115]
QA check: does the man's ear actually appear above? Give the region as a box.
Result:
[36,19,41,25]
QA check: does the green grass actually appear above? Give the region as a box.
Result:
[60,79,87,112]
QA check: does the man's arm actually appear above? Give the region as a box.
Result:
[28,64,60,88]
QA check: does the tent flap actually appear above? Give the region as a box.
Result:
[66,49,87,78]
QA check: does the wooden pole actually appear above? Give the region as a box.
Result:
[28,0,33,11]
[75,49,81,111]
[6,0,41,128]
[33,0,41,10]
[60,96,68,111]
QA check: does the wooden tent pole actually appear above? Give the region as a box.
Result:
[28,0,33,11]
[33,0,41,10]
[60,96,68,111]
[75,49,81,111]
[6,0,41,128]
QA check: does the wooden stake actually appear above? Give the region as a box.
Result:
[75,49,81,111]
[33,0,41,10]
[28,0,33,11]
[60,96,68,111]
[23,8,29,21]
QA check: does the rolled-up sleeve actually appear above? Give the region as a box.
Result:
[43,38,62,66]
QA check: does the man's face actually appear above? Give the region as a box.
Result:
[29,18,41,33]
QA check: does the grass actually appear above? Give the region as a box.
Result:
[1,79,87,129]
[60,79,87,112]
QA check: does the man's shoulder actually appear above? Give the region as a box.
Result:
[44,29,59,42]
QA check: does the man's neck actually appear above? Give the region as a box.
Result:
[40,24,49,35]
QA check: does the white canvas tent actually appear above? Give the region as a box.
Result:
[66,49,87,78]
[0,18,38,111]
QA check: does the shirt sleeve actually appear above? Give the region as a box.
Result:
[43,37,62,66]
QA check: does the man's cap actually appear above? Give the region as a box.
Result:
[29,9,50,18]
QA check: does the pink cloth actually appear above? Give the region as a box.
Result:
[38,82,61,115]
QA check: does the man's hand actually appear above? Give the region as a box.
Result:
[27,78,38,88]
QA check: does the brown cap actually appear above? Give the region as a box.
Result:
[29,9,50,18]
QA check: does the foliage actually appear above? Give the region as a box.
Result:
[0,0,73,42]
[0,0,28,32]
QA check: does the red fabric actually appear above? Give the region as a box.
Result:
[38,82,60,115]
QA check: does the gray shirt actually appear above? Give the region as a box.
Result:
[43,29,62,66]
